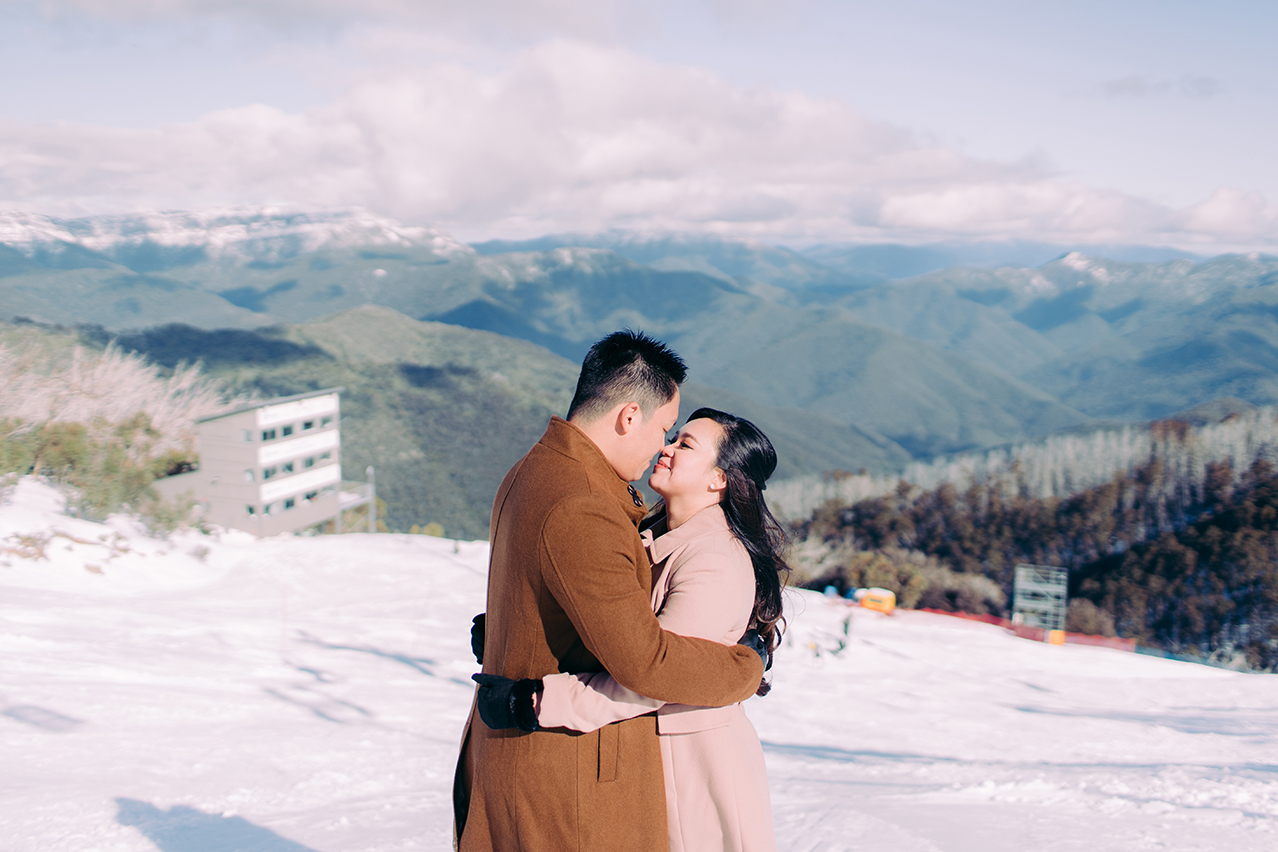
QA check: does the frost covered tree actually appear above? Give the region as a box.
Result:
[0,341,236,517]
[771,409,1278,524]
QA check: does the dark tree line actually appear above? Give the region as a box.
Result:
[794,455,1278,669]
[1076,460,1278,668]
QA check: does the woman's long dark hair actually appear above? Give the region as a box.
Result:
[647,407,791,694]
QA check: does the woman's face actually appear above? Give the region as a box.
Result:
[647,417,726,501]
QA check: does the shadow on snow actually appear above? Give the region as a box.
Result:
[295,629,474,688]
[1012,704,1278,737]
[1,704,83,732]
[115,798,319,852]
[261,684,375,724]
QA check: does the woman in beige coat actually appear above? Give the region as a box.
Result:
[529,408,788,852]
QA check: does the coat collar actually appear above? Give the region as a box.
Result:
[643,503,731,563]
[539,416,647,524]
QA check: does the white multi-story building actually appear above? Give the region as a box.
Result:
[155,388,372,536]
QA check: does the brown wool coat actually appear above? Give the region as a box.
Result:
[453,417,765,852]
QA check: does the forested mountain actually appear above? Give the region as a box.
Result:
[1,208,1097,462]
[2,309,571,538]
[6,209,1277,663]
[5,307,913,537]
[3,207,1275,470]
[474,232,835,292]
[792,409,1278,668]
[106,308,576,539]
[474,233,1199,293]
[115,307,935,532]
[770,398,1271,521]
[830,252,1278,419]
[426,248,1086,457]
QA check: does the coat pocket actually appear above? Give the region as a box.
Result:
[597,724,618,782]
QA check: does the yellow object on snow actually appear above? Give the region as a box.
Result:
[859,588,896,615]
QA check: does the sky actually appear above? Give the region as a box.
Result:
[0,0,1275,249]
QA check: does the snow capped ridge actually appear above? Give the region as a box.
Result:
[1059,250,1093,271]
[1058,251,1115,284]
[982,249,1263,304]
[0,206,475,260]
[0,211,82,247]
[545,245,624,269]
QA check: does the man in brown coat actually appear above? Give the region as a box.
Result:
[453,331,765,851]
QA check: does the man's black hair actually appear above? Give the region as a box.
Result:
[566,330,687,423]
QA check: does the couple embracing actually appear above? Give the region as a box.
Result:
[453,330,789,852]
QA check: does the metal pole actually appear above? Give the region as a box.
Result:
[367,465,376,533]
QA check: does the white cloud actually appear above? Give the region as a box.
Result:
[1102,74,1224,100]
[11,0,633,39]
[1174,187,1278,239]
[876,182,1164,241]
[0,38,1272,248]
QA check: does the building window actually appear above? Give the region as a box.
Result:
[321,415,334,428]
[246,505,256,515]
[303,456,315,469]
[263,466,278,480]
[284,497,296,510]
[303,420,315,431]
[243,469,254,482]
[261,428,277,441]
[242,429,254,442]
[282,424,294,437]
[263,503,274,516]
[282,461,295,474]
[319,451,332,462]
[304,490,318,503]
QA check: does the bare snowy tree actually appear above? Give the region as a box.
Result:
[771,409,1278,523]
[0,342,234,460]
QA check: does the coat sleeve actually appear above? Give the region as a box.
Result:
[538,540,755,732]
[540,495,763,708]
[536,671,662,733]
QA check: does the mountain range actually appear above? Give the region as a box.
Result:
[3,207,1276,532]
[824,251,1278,419]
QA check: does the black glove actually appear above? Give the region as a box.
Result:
[472,673,542,732]
[470,613,486,665]
[738,628,772,671]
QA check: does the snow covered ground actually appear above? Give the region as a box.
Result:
[3,475,1277,852]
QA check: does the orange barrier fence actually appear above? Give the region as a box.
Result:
[1064,633,1137,652]
[917,607,1137,652]
[917,608,1004,626]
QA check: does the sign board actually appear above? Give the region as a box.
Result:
[1012,563,1068,631]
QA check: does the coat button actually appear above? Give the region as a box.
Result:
[628,485,644,507]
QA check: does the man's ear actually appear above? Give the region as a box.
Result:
[615,401,643,436]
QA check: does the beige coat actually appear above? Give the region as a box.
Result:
[453,418,764,852]
[538,504,777,852]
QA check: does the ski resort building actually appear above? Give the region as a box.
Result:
[154,388,374,536]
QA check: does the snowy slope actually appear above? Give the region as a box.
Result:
[0,208,473,261]
[2,476,1276,851]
